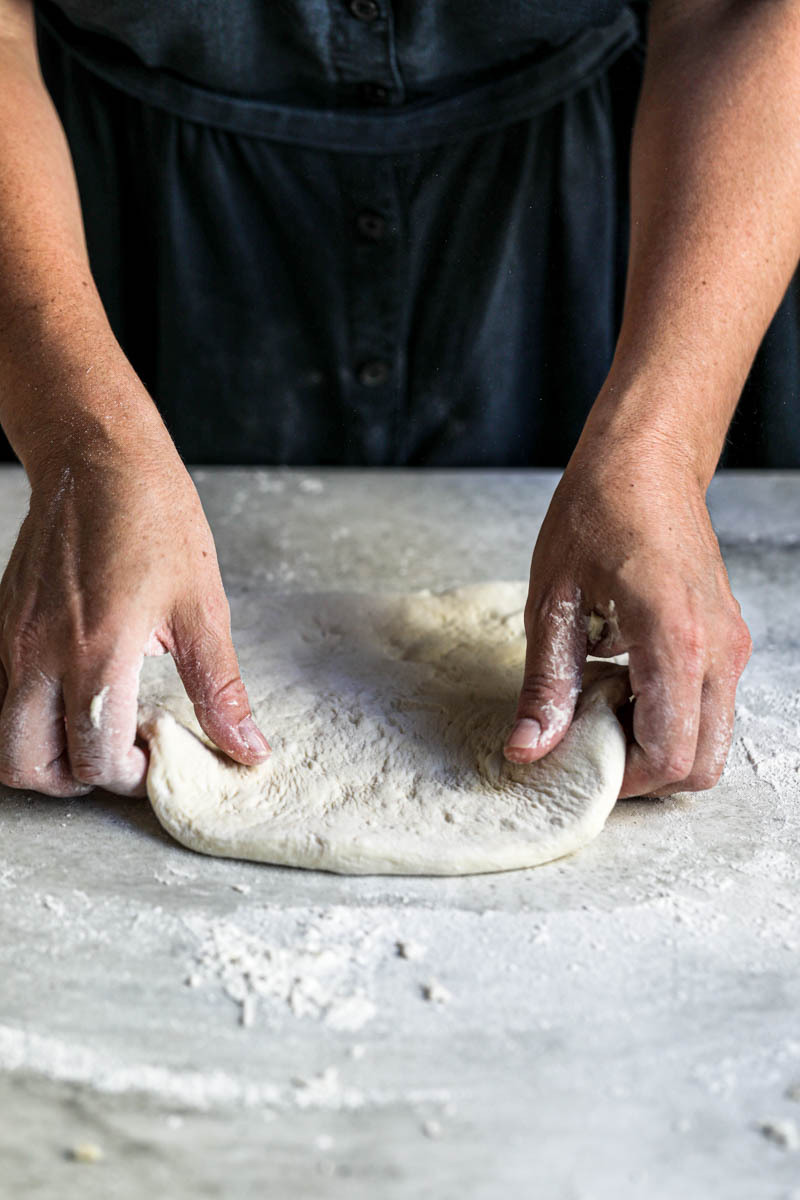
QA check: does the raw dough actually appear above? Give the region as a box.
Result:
[139,583,628,876]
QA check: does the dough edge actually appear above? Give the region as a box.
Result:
[142,669,628,878]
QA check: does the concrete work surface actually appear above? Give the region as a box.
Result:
[0,467,798,1200]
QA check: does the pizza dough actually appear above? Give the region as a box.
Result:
[139,583,629,876]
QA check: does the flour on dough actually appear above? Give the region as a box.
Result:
[139,583,628,876]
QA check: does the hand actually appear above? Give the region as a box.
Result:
[0,428,270,798]
[503,437,752,797]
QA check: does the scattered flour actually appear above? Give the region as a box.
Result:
[758,1117,800,1151]
[0,1024,449,1113]
[396,940,426,961]
[728,680,800,799]
[291,1067,362,1110]
[0,1024,281,1109]
[183,910,383,1032]
[67,1142,104,1164]
[254,474,286,495]
[421,1118,443,1139]
[421,980,452,1005]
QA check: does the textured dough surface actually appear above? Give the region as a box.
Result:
[140,583,628,876]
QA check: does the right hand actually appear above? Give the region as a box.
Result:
[503,431,751,798]
[0,424,271,798]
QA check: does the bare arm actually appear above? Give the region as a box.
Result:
[508,0,799,793]
[592,0,800,475]
[0,1,270,797]
[0,0,161,466]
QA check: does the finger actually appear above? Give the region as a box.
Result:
[504,587,586,764]
[170,601,271,765]
[647,673,736,796]
[0,676,92,797]
[0,662,7,711]
[62,651,149,797]
[619,641,704,798]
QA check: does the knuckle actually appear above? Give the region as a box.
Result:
[208,673,247,712]
[197,587,231,627]
[517,673,571,708]
[69,747,121,785]
[0,763,39,791]
[174,610,232,666]
[620,758,658,799]
[670,624,705,675]
[647,747,694,782]
[684,764,723,792]
[730,621,753,671]
[643,611,702,668]
[70,760,108,785]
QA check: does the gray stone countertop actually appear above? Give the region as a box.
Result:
[0,466,797,1200]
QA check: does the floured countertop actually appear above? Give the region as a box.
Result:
[0,467,798,1200]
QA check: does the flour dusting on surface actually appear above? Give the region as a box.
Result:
[182,908,385,1032]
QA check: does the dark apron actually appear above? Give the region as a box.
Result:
[11,0,799,467]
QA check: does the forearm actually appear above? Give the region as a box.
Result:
[0,3,164,477]
[583,0,800,484]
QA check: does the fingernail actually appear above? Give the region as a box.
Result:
[505,718,542,752]
[238,715,271,758]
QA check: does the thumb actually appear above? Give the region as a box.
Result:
[504,589,586,764]
[171,602,271,766]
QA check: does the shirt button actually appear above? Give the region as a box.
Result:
[356,211,386,241]
[361,81,390,105]
[357,359,390,387]
[348,0,379,21]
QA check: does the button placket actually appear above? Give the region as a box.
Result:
[357,359,390,387]
[338,155,405,463]
[326,0,406,462]
[327,0,405,107]
[360,81,390,105]
[347,0,379,22]
[356,210,386,241]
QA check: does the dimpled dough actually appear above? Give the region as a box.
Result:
[139,583,628,876]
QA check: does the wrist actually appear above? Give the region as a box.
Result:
[575,369,731,491]
[23,406,178,496]
[0,333,174,487]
